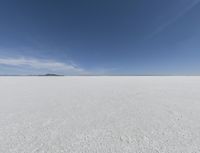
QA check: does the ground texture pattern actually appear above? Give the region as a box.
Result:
[0,77,200,153]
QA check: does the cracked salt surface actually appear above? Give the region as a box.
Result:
[0,76,200,152]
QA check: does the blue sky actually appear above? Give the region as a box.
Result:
[0,0,200,75]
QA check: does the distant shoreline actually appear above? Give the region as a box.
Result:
[0,75,200,76]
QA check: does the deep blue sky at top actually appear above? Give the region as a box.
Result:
[0,0,200,75]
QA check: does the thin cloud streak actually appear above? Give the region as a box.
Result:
[147,0,200,39]
[0,57,85,74]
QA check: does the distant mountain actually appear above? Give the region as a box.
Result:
[41,74,64,76]
[0,74,64,76]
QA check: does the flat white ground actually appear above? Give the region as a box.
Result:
[0,76,200,153]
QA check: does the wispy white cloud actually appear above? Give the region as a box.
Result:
[0,57,85,74]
